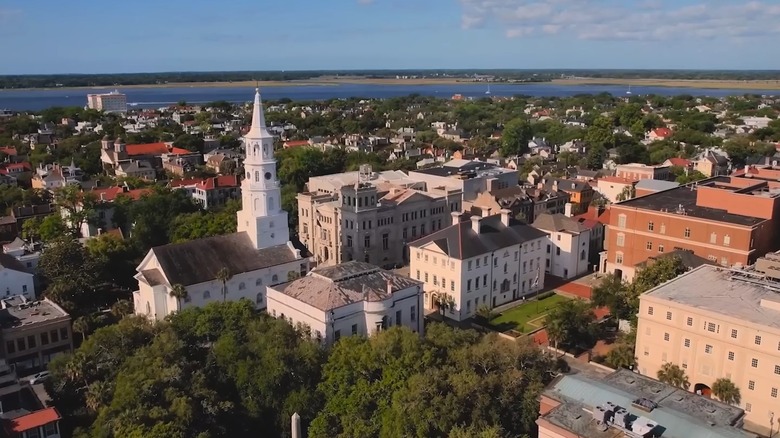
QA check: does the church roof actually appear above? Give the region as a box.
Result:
[150,232,307,287]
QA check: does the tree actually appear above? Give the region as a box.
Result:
[545,299,597,351]
[500,118,532,157]
[656,363,690,390]
[216,267,232,302]
[585,145,607,170]
[591,274,632,321]
[54,185,97,237]
[585,116,616,150]
[173,133,205,153]
[72,316,92,343]
[604,344,636,370]
[169,284,188,312]
[712,378,741,406]
[38,215,68,243]
[675,170,707,184]
[616,185,636,202]
[110,299,134,319]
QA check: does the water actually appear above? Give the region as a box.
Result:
[0,83,776,111]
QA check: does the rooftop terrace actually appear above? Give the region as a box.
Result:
[0,296,70,330]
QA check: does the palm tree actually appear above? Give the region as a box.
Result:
[110,299,133,319]
[545,316,566,353]
[712,378,741,405]
[85,380,112,413]
[216,267,232,302]
[605,344,636,370]
[72,316,91,343]
[287,271,301,281]
[169,283,188,311]
[656,363,690,390]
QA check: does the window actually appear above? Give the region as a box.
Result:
[27,335,36,349]
[468,261,473,270]
[450,281,455,291]
[775,365,780,375]
[334,330,341,341]
[723,235,730,246]
[658,244,664,253]
[411,306,417,321]
[433,275,438,286]
[60,328,69,340]
[686,317,693,326]
[664,333,669,341]
[364,235,370,248]
[5,341,14,354]
[745,403,751,412]
[238,282,245,290]
[466,300,471,312]
[467,279,472,291]
[616,252,624,264]
[41,332,49,345]
[616,233,625,247]
[347,235,352,247]
[556,247,561,256]
[581,250,586,260]
[51,330,59,343]
[546,244,551,254]
[646,241,652,251]
[396,310,402,325]
[705,344,713,354]
[425,273,429,282]
[618,214,626,228]
[684,227,691,238]
[382,233,389,250]
[706,322,716,332]
[666,311,672,320]
[710,232,717,244]
[728,351,735,361]
[748,380,755,391]
[660,223,666,234]
[204,290,211,299]
[648,306,654,315]
[752,358,759,368]
[731,329,738,338]
[682,361,687,369]
[755,335,762,345]
[773,388,778,398]
[684,338,690,348]
[16,338,25,352]
[648,222,654,231]
[22,285,27,293]
[272,274,278,283]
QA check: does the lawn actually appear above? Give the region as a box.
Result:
[489,294,572,333]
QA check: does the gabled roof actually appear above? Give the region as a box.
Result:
[666,157,691,167]
[149,232,308,287]
[532,213,589,234]
[0,253,30,274]
[409,214,548,260]
[125,142,190,156]
[4,407,60,433]
[89,186,151,202]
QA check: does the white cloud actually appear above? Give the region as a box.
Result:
[458,0,780,41]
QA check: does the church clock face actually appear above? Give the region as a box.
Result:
[265,172,272,180]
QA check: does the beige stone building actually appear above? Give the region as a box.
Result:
[636,258,780,435]
[0,296,72,373]
[298,165,462,268]
[408,210,549,321]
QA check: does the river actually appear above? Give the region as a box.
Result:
[0,83,777,111]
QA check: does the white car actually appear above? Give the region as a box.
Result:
[28,371,50,385]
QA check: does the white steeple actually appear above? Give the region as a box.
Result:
[236,89,290,250]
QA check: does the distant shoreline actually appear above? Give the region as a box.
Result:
[3,76,780,92]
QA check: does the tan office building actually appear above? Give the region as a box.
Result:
[0,296,73,372]
[636,260,780,435]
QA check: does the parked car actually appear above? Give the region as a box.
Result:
[28,371,49,385]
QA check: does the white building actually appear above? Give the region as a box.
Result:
[408,210,549,321]
[0,253,35,299]
[86,90,127,113]
[532,213,591,279]
[267,261,424,344]
[133,89,310,320]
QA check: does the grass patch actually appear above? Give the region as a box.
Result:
[489,294,571,333]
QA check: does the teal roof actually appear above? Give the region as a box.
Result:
[547,374,752,438]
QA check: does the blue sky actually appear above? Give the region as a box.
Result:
[1,0,779,74]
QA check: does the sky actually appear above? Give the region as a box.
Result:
[1,0,779,74]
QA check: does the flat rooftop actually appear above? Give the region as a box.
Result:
[643,264,780,330]
[411,160,515,178]
[542,369,750,438]
[0,297,69,330]
[307,170,421,191]
[616,178,767,226]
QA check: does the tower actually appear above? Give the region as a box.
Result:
[237,89,290,250]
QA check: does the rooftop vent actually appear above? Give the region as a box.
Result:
[632,398,658,413]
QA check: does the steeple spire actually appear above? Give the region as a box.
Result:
[248,88,269,137]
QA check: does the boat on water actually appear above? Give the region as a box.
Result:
[485,83,491,95]
[626,85,632,95]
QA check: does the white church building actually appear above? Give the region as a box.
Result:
[133,90,310,321]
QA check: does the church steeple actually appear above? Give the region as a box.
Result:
[237,89,289,250]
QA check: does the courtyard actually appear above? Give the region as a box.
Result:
[488,293,572,334]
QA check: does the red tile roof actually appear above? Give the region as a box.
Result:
[574,206,611,226]
[283,140,310,149]
[126,142,191,156]
[666,157,691,167]
[170,175,239,190]
[0,146,18,156]
[89,187,151,202]
[0,162,32,174]
[5,407,60,433]
[651,127,672,138]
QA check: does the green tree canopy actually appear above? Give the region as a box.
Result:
[500,118,532,157]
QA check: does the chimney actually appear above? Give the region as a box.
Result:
[552,180,559,192]
[482,207,492,218]
[564,203,573,217]
[471,216,481,234]
[387,279,393,295]
[451,211,461,226]
[500,209,511,226]
[99,192,105,202]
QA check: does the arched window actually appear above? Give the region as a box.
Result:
[239,282,245,290]
[246,172,250,180]
[503,263,508,273]
[255,171,259,182]
[269,197,275,211]
[203,290,211,300]
[146,302,151,314]
[254,145,259,156]
[271,274,279,283]
[255,278,262,286]
[581,250,586,260]
[513,273,517,282]
[256,292,263,305]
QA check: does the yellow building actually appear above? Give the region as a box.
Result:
[636,259,780,435]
